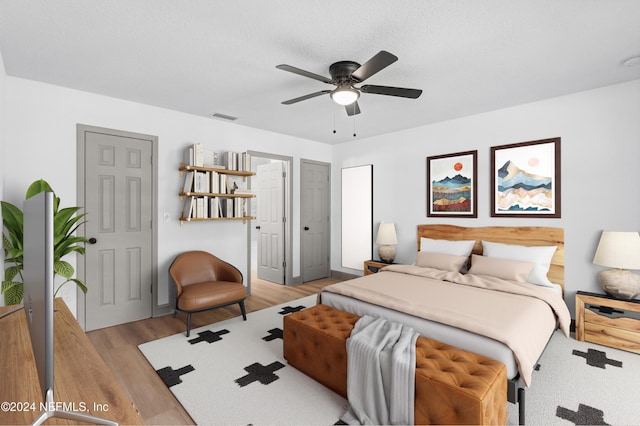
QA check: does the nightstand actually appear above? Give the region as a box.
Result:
[575,291,640,354]
[364,259,394,275]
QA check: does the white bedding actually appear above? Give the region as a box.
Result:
[319,265,570,385]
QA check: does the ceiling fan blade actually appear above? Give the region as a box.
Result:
[276,64,332,84]
[281,90,331,105]
[351,51,398,82]
[360,85,422,99]
[345,101,361,116]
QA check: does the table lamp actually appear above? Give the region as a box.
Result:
[376,221,398,263]
[592,231,640,300]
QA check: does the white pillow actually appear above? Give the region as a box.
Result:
[481,241,557,287]
[420,237,476,256]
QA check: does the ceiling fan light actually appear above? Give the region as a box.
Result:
[331,86,359,106]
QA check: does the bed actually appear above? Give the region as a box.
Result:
[319,224,570,424]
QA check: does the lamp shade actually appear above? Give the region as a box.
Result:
[330,86,359,106]
[593,231,640,270]
[376,222,398,245]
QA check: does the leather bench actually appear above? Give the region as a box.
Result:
[283,304,507,425]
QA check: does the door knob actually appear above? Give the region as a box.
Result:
[88,237,97,244]
[304,226,310,231]
[256,226,261,230]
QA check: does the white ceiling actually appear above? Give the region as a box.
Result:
[1,1,639,144]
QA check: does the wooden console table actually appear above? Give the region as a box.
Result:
[0,298,142,424]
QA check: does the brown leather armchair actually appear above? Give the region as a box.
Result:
[169,251,247,336]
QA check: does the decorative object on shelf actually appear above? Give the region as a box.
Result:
[490,137,561,218]
[426,150,477,218]
[376,221,398,263]
[592,231,640,300]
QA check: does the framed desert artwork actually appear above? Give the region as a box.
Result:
[426,150,477,218]
[491,137,561,218]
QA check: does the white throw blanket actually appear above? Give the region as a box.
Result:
[341,315,419,425]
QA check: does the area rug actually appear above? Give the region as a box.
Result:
[139,296,639,425]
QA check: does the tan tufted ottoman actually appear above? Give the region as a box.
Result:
[283,304,507,425]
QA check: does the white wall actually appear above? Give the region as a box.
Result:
[0,52,6,307]
[3,77,332,314]
[332,79,640,316]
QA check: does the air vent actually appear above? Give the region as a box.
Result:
[210,113,238,121]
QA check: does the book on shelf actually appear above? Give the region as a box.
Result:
[219,174,227,194]
[233,189,254,195]
[210,197,220,218]
[194,143,204,167]
[182,197,194,219]
[241,152,251,172]
[184,146,194,166]
[203,149,219,167]
[210,171,220,193]
[182,171,194,193]
[219,198,233,218]
[222,151,237,171]
[196,198,207,218]
[234,198,245,218]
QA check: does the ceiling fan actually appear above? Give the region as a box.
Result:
[276,50,422,116]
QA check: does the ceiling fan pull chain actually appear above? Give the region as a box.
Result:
[353,109,357,137]
[333,107,337,134]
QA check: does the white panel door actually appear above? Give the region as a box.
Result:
[301,160,330,282]
[256,162,285,284]
[83,131,153,330]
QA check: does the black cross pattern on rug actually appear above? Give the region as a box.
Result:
[556,403,609,425]
[156,364,195,388]
[235,361,285,387]
[572,348,623,369]
[188,329,230,345]
[262,327,283,341]
[278,305,306,315]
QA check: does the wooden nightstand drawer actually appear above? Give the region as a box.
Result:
[576,291,640,354]
[584,322,640,353]
[583,305,640,333]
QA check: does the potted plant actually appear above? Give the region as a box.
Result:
[2,179,88,305]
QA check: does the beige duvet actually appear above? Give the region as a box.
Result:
[320,264,571,386]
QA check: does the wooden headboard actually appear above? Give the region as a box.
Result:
[417,224,565,291]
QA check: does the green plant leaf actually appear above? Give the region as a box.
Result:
[4,247,23,263]
[2,233,13,250]
[2,281,23,305]
[70,278,88,294]
[25,179,53,199]
[54,260,74,279]
[55,207,81,235]
[1,201,24,246]
[54,236,88,260]
[4,265,21,281]
[59,211,87,239]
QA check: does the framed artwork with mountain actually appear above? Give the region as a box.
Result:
[426,150,477,217]
[491,137,561,218]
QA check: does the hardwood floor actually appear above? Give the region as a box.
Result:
[86,276,341,425]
